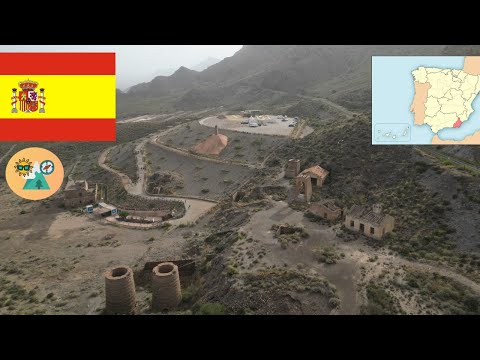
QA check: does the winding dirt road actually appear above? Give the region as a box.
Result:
[98,130,217,226]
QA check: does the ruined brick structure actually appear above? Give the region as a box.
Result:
[344,204,395,240]
[298,165,329,187]
[285,159,301,178]
[291,165,329,203]
[309,199,343,221]
[151,262,182,311]
[294,174,313,203]
[64,180,97,208]
[104,265,136,315]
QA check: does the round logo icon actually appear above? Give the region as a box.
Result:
[6,147,64,200]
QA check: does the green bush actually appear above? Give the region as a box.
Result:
[313,246,340,265]
[328,297,341,309]
[266,157,281,167]
[197,302,226,315]
[181,286,198,304]
[227,265,238,276]
[361,283,403,315]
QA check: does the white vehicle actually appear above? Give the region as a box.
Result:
[249,122,259,127]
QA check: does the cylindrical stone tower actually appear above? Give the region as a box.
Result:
[104,265,136,315]
[151,262,182,311]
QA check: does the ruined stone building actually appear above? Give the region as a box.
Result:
[64,180,96,208]
[309,199,343,221]
[291,165,329,203]
[294,174,313,202]
[344,204,394,240]
[285,159,300,178]
[299,165,329,187]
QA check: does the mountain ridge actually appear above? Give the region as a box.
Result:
[117,45,445,116]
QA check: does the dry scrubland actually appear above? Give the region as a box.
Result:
[145,143,254,200]
[158,120,287,165]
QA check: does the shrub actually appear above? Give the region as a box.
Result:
[227,265,238,276]
[197,302,226,315]
[266,157,281,167]
[181,286,197,304]
[328,297,341,309]
[313,246,340,265]
[361,283,403,315]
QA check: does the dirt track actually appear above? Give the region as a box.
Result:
[240,200,480,314]
[98,135,217,226]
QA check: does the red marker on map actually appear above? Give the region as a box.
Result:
[453,117,462,128]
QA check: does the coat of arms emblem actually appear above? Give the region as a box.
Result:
[11,80,46,113]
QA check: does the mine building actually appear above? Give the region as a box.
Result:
[285,159,301,178]
[96,202,118,217]
[291,165,329,203]
[298,165,329,187]
[344,204,394,240]
[309,199,343,221]
[64,180,97,208]
[242,110,262,117]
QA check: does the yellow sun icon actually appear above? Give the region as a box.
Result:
[14,158,33,177]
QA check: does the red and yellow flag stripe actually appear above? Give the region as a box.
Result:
[0,53,116,141]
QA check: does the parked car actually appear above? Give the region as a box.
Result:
[288,123,295,127]
[249,123,259,127]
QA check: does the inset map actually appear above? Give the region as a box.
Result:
[374,123,411,142]
[372,56,480,145]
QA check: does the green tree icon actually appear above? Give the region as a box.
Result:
[36,180,43,190]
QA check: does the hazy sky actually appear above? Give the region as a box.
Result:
[0,45,243,89]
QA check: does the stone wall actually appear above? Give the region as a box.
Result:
[309,203,342,221]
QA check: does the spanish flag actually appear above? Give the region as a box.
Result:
[0,53,115,141]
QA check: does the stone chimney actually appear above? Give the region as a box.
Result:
[373,204,382,214]
[285,159,301,178]
[104,265,137,315]
[151,262,182,311]
[214,125,219,135]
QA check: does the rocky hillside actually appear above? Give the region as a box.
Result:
[117,45,445,116]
